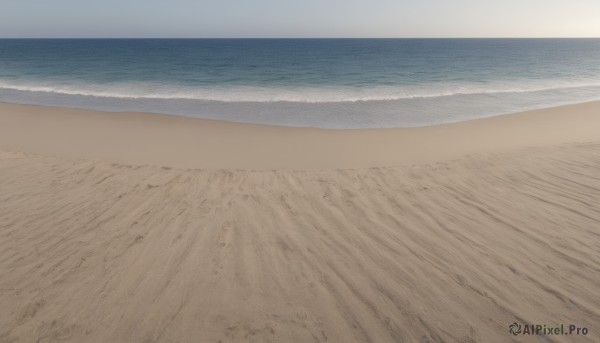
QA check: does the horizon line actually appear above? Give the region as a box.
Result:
[1,37,600,40]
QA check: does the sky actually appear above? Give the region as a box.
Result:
[1,0,599,38]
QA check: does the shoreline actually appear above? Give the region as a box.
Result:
[1,100,600,169]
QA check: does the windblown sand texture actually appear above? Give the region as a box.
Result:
[0,102,599,342]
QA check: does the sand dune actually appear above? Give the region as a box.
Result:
[0,143,599,342]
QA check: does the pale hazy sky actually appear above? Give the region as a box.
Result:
[1,0,599,38]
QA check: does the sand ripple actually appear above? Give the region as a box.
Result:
[1,144,599,342]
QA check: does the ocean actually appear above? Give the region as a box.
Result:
[0,38,599,128]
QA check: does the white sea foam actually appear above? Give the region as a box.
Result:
[2,80,600,129]
[1,78,600,103]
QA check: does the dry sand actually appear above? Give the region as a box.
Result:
[0,102,599,342]
[1,101,600,169]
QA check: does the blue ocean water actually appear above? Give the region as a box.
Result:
[0,39,599,128]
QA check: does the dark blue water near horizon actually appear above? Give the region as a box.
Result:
[1,38,599,128]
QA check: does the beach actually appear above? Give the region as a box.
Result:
[1,101,600,169]
[0,102,599,342]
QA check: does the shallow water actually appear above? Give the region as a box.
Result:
[1,38,599,128]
